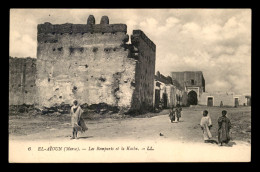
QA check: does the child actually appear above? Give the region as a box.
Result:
[200,110,213,143]
[218,110,231,146]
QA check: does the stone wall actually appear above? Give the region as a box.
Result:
[34,15,156,113]
[9,15,156,113]
[9,57,37,105]
[130,30,156,111]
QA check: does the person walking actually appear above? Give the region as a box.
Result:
[176,104,182,122]
[169,106,176,123]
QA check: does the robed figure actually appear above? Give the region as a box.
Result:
[70,100,88,139]
[218,110,231,146]
[200,110,213,142]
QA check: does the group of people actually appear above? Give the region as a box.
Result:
[168,105,232,146]
[71,100,232,146]
[200,110,232,146]
[169,104,182,123]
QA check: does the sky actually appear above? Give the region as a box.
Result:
[9,9,251,94]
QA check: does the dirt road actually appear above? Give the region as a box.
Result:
[9,106,251,162]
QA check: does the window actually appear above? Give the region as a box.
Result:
[191,79,195,85]
[93,47,98,52]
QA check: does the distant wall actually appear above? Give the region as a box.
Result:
[171,71,205,94]
[9,57,37,105]
[199,92,248,107]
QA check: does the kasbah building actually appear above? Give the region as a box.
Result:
[9,15,251,114]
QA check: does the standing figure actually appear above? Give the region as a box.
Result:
[218,110,231,146]
[169,106,176,123]
[159,98,164,110]
[200,110,213,143]
[220,101,223,107]
[70,100,88,139]
[175,104,182,122]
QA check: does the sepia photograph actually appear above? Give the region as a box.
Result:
[9,8,251,162]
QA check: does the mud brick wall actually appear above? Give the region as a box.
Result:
[165,85,174,108]
[9,57,37,105]
[131,30,156,111]
[35,16,143,112]
[9,15,156,113]
[199,92,247,107]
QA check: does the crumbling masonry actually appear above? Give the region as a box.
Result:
[9,57,37,105]
[9,15,156,113]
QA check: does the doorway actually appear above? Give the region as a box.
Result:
[163,93,168,108]
[207,97,213,107]
[187,91,198,105]
[154,90,160,108]
[234,98,239,107]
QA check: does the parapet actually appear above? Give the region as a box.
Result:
[87,15,95,25]
[9,56,37,72]
[37,15,127,38]
[100,16,109,25]
[9,56,36,61]
[131,30,156,52]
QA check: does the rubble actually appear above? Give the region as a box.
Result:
[9,104,35,115]
[9,102,121,116]
[88,103,119,114]
[40,103,71,115]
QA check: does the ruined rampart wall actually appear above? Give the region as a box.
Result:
[10,15,156,114]
[131,30,156,111]
[36,16,137,111]
[9,57,37,105]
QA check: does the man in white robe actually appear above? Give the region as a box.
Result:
[200,110,213,142]
[70,100,88,139]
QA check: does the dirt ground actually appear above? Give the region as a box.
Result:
[9,106,251,162]
[9,106,251,143]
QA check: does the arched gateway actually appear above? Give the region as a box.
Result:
[187,90,198,105]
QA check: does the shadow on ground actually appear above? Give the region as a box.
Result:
[77,136,94,139]
[225,141,237,147]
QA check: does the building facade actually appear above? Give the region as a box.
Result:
[171,71,205,106]
[199,92,251,107]
[153,71,185,109]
